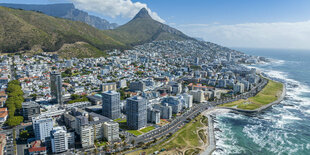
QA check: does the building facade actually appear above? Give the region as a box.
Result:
[102,91,120,120]
[147,108,160,124]
[153,104,172,119]
[22,101,40,121]
[50,71,63,106]
[101,83,117,93]
[189,90,205,103]
[50,126,68,153]
[32,117,53,142]
[126,96,147,130]
[103,121,119,142]
[130,81,146,92]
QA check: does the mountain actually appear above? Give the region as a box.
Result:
[0,6,126,57]
[0,3,117,30]
[105,8,194,46]
[0,6,201,58]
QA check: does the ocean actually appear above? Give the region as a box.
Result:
[212,48,310,155]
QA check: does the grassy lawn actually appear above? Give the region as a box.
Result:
[140,126,155,133]
[184,148,201,155]
[127,126,156,136]
[95,141,107,147]
[117,118,154,136]
[128,115,207,155]
[220,80,284,110]
[113,118,122,122]
[127,130,143,136]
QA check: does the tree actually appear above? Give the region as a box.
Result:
[30,94,37,100]
[8,80,20,86]
[20,130,30,141]
[70,94,80,100]
[65,68,72,75]
[6,116,23,127]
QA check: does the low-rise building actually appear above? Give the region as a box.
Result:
[0,108,8,123]
[101,83,117,93]
[28,140,47,155]
[22,101,40,122]
[130,81,146,92]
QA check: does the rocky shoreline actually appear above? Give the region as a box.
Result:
[220,82,286,114]
[201,81,286,155]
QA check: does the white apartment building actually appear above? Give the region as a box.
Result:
[51,126,68,153]
[103,121,119,142]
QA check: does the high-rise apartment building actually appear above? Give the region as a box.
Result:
[126,96,147,130]
[102,90,120,120]
[50,71,63,106]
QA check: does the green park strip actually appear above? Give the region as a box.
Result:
[220,79,284,110]
[115,118,155,136]
[140,126,155,133]
[127,130,143,136]
[128,115,208,155]
[113,118,122,122]
[127,126,156,136]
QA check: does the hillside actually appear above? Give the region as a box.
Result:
[0,3,117,30]
[105,8,194,46]
[0,6,235,58]
[0,6,126,55]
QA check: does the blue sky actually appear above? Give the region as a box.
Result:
[2,0,310,49]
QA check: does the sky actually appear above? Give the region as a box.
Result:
[2,0,310,49]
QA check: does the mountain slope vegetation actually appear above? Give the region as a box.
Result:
[105,8,194,46]
[0,3,118,30]
[0,6,126,54]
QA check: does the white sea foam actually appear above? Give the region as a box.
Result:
[212,114,246,155]
[281,115,302,121]
[214,58,310,154]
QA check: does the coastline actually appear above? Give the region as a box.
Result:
[202,115,216,155]
[201,81,286,155]
[220,83,286,113]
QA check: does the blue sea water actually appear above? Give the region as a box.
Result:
[212,49,310,155]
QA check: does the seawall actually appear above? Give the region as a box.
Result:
[202,115,216,155]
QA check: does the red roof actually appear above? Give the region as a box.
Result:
[28,147,46,152]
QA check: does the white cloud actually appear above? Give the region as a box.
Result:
[177,21,310,49]
[70,0,165,23]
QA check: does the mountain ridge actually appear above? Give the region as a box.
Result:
[0,6,237,59]
[0,6,126,55]
[0,3,118,30]
[105,8,194,46]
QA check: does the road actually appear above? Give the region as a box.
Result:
[0,124,32,155]
[0,78,267,155]
[91,78,268,154]
[132,78,268,147]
